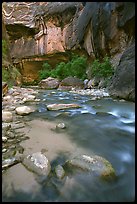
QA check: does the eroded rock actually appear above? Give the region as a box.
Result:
[15,106,35,115]
[47,103,81,111]
[64,154,116,180]
[39,77,60,89]
[59,77,84,91]
[22,152,51,176]
[55,165,65,179]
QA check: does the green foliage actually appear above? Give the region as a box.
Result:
[38,62,52,80]
[2,39,8,59]
[2,67,10,82]
[39,55,87,81]
[91,56,114,78]
[2,65,21,87]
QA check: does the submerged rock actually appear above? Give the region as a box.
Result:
[56,123,66,129]
[22,152,51,176]
[55,165,65,179]
[64,154,116,180]
[47,103,81,111]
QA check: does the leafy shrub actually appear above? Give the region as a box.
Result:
[2,67,10,82]
[38,62,52,80]
[39,55,87,81]
[2,39,8,59]
[91,56,114,78]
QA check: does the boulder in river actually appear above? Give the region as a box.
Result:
[39,77,60,89]
[15,106,35,115]
[64,154,116,180]
[47,103,81,111]
[22,152,51,176]
[59,76,84,90]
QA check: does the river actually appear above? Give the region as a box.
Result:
[2,89,135,202]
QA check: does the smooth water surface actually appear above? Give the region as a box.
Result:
[2,90,135,202]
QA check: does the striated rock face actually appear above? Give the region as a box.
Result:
[3,2,135,60]
[76,2,135,58]
[3,2,135,101]
[108,42,135,101]
[2,2,83,83]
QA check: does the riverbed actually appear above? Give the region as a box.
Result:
[2,88,135,202]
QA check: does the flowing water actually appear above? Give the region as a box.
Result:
[2,89,135,202]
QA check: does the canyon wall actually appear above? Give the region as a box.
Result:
[2,2,135,101]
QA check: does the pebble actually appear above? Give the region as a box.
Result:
[2,149,7,153]
[55,165,65,179]
[56,123,66,129]
[2,137,8,142]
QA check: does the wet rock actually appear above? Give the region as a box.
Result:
[2,157,20,170]
[2,149,7,153]
[11,123,25,129]
[23,95,36,102]
[5,106,16,111]
[64,154,116,180]
[56,123,66,129]
[2,137,8,142]
[15,106,35,115]
[6,131,15,139]
[2,123,11,132]
[84,79,89,89]
[22,152,51,176]
[55,165,65,179]
[70,88,109,97]
[39,77,60,89]
[47,103,81,111]
[3,95,12,101]
[59,77,84,90]
[2,111,13,122]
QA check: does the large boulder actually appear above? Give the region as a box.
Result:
[108,43,135,102]
[15,106,35,115]
[22,152,51,176]
[39,77,60,89]
[59,76,84,90]
[64,154,116,180]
